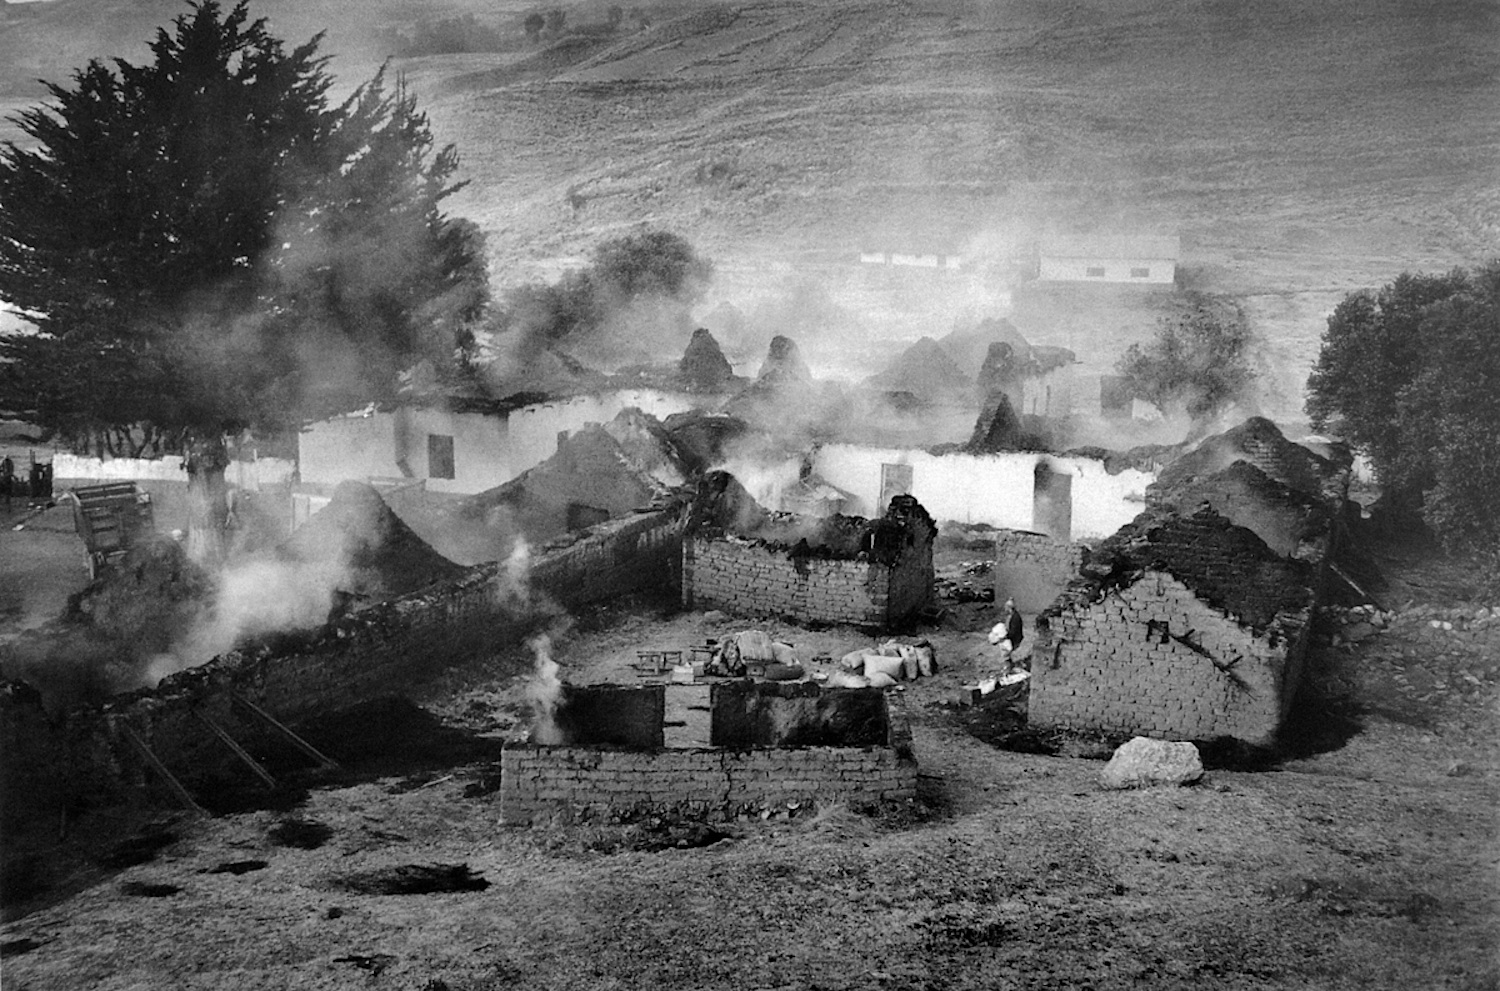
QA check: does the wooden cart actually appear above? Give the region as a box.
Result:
[68,481,155,578]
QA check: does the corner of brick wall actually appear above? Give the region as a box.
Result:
[1028,574,1301,748]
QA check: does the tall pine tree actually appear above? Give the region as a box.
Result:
[0,1,487,563]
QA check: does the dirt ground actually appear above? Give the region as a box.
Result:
[1,543,1495,991]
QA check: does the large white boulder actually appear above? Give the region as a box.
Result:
[1099,737,1204,790]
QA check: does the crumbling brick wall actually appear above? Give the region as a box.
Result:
[500,692,917,824]
[684,537,912,628]
[3,503,693,813]
[499,744,917,824]
[992,529,1088,613]
[530,505,685,608]
[1028,572,1310,748]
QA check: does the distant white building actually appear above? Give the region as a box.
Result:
[859,249,963,271]
[1036,235,1180,284]
[297,389,698,497]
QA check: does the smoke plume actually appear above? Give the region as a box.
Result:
[525,633,565,745]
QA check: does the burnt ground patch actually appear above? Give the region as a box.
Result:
[330,863,490,896]
[205,859,268,875]
[268,817,334,850]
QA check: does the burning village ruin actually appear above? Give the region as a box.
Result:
[2,308,1356,827]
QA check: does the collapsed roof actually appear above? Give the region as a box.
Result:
[279,480,466,601]
[1046,505,1316,638]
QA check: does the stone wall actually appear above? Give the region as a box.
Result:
[992,529,1088,613]
[500,692,917,824]
[1028,572,1311,748]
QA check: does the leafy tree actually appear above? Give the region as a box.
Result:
[544,9,567,35]
[523,12,546,40]
[495,229,711,349]
[1307,263,1500,553]
[0,0,488,564]
[1115,296,1255,422]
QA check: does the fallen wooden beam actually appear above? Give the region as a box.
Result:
[230,694,340,770]
[119,725,209,817]
[194,710,277,789]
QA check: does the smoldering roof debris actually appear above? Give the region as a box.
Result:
[277,480,465,601]
[864,336,973,399]
[678,327,737,392]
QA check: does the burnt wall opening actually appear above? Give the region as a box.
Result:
[709,681,890,748]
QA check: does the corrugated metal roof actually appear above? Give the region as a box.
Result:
[1038,235,1181,260]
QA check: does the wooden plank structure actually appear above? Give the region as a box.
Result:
[231,694,341,770]
[67,481,155,577]
[119,725,209,817]
[194,710,278,789]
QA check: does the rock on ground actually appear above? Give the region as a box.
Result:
[1099,737,1204,790]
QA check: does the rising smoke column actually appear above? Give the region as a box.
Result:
[525,633,564,745]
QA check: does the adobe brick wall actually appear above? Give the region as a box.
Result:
[498,743,918,824]
[530,506,685,608]
[501,687,917,824]
[1028,571,1311,748]
[684,535,893,627]
[992,529,1088,614]
[2,503,691,815]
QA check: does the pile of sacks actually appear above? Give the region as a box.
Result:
[708,629,805,680]
[828,640,938,689]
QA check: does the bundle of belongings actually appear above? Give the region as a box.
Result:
[827,640,938,689]
[706,629,806,681]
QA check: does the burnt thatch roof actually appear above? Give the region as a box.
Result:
[1045,505,1315,637]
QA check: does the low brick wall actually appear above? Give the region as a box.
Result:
[502,687,917,824]
[2,503,692,816]
[1028,572,1310,747]
[499,743,917,824]
[992,529,1087,614]
[684,535,894,626]
[531,505,685,608]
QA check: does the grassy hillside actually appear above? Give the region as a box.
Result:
[3,0,1496,419]
[412,0,1495,417]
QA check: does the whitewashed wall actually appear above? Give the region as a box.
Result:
[399,407,511,495]
[53,453,295,489]
[1036,255,1176,284]
[812,444,1154,540]
[299,390,702,496]
[298,412,400,487]
[504,390,698,485]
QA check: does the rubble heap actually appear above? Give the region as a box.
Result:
[279,481,465,601]
[677,327,736,392]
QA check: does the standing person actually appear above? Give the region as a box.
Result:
[987,599,1027,673]
[0,455,13,500]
